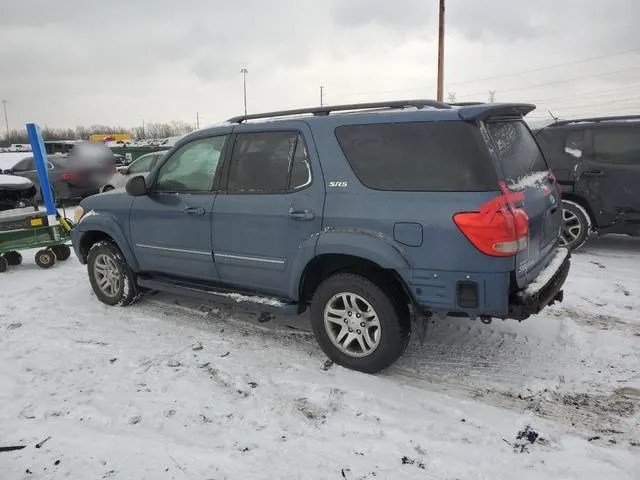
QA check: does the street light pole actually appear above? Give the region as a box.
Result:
[2,100,8,137]
[436,0,445,102]
[240,68,248,116]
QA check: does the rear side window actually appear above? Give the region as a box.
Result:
[335,122,497,191]
[485,121,548,185]
[592,127,640,164]
[227,131,311,193]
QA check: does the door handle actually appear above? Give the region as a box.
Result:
[288,207,315,221]
[582,169,604,177]
[184,206,205,216]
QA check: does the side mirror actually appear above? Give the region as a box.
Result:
[125,175,148,197]
[120,166,130,175]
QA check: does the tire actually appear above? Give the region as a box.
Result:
[86,240,139,306]
[3,251,22,266]
[0,256,7,273]
[560,200,591,251]
[50,244,71,261]
[310,273,411,374]
[35,249,56,269]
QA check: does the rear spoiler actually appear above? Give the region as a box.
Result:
[455,103,536,121]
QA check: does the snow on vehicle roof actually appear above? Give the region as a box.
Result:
[0,152,32,170]
[0,173,33,186]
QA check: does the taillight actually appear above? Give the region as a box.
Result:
[453,190,529,257]
[61,172,76,181]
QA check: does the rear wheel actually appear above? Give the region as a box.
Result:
[560,200,591,251]
[50,245,71,261]
[3,251,22,266]
[35,249,56,269]
[310,273,411,374]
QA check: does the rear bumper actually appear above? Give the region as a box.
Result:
[508,247,570,321]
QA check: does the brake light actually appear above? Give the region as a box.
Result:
[61,172,77,181]
[453,187,529,257]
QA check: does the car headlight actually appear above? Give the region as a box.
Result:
[74,207,85,224]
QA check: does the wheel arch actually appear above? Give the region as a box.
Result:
[76,218,139,271]
[561,194,595,230]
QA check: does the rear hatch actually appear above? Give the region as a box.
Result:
[483,120,562,288]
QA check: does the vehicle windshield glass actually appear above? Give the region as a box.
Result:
[485,120,549,189]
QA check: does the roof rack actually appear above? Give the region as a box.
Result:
[227,99,451,123]
[551,114,640,127]
[447,101,486,106]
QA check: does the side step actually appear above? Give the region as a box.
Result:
[137,277,299,316]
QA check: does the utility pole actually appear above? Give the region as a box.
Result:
[320,86,324,107]
[142,119,145,138]
[240,68,248,116]
[196,112,200,129]
[2,100,8,137]
[489,90,496,103]
[447,92,456,103]
[436,0,445,102]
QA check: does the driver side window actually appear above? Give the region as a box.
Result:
[155,136,227,192]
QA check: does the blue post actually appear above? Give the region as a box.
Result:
[26,123,58,226]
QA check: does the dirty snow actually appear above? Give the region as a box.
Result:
[216,292,286,307]
[1,234,639,479]
[565,147,583,158]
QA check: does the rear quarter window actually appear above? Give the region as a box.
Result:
[592,126,640,164]
[334,121,497,191]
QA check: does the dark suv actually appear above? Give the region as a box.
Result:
[534,115,640,250]
[71,100,570,373]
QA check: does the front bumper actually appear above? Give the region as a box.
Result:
[508,247,570,321]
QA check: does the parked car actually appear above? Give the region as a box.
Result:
[534,115,640,250]
[2,153,113,204]
[0,174,36,211]
[100,152,165,192]
[71,100,569,374]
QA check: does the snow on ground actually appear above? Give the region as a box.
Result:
[1,234,639,479]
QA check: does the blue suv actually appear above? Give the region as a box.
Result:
[71,100,570,373]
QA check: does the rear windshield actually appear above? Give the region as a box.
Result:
[485,121,548,186]
[334,121,498,191]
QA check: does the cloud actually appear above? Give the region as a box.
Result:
[1,0,639,130]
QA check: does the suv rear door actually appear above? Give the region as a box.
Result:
[484,120,562,288]
[575,124,640,225]
[211,123,324,297]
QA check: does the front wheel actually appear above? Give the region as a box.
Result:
[560,200,591,251]
[310,273,411,374]
[3,251,22,266]
[87,241,139,306]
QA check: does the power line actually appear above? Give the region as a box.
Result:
[447,46,640,87]
[337,46,640,99]
[457,65,640,99]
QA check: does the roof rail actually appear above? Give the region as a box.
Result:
[227,99,452,123]
[447,101,486,106]
[551,114,640,127]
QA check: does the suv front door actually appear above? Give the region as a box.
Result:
[576,125,640,226]
[212,125,324,297]
[129,135,229,281]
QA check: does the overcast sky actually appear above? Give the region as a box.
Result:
[1,0,639,131]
